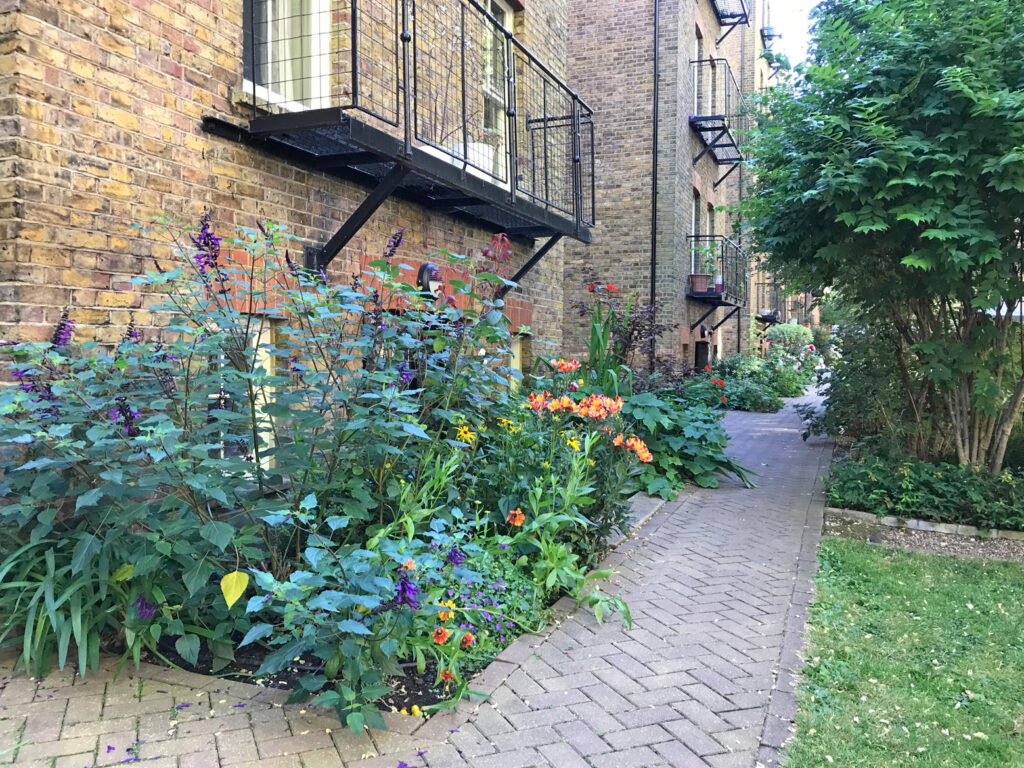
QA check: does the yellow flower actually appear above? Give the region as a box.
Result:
[586,458,596,467]
[497,418,514,430]
[437,600,456,622]
[456,425,476,444]
[566,437,581,452]
[541,461,551,468]
[410,705,422,717]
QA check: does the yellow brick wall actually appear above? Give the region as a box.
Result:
[0,0,572,354]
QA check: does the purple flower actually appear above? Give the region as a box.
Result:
[174,703,191,710]
[394,576,421,611]
[132,595,158,621]
[396,361,415,387]
[444,548,465,568]
[51,308,74,347]
[121,315,141,345]
[109,396,141,437]
[189,212,222,275]
[383,227,406,263]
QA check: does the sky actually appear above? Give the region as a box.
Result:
[773,0,818,65]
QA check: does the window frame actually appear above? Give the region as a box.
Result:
[242,0,332,114]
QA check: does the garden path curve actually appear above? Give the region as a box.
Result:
[0,395,831,768]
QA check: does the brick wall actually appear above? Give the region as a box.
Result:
[566,0,756,367]
[0,0,571,356]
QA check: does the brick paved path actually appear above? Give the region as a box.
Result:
[0,397,831,768]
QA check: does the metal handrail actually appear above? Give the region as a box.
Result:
[248,0,595,230]
[687,234,749,305]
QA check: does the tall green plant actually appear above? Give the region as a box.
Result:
[746,0,1024,472]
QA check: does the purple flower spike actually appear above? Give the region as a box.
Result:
[51,308,74,347]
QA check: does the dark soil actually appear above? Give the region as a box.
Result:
[142,637,455,714]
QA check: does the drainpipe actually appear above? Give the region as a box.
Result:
[648,0,660,368]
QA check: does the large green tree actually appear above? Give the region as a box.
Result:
[747,0,1024,472]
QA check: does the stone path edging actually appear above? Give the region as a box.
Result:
[826,506,1024,541]
[757,421,832,768]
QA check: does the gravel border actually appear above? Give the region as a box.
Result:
[826,508,1024,563]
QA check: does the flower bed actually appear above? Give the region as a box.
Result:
[0,216,661,732]
[826,453,1024,531]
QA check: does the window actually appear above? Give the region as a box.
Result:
[694,30,703,114]
[243,0,331,112]
[479,0,514,178]
[691,190,701,274]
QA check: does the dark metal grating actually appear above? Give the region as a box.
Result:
[709,0,749,25]
[241,0,594,242]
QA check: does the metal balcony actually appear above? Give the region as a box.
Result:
[204,0,594,270]
[690,58,747,188]
[709,0,750,44]
[687,234,749,308]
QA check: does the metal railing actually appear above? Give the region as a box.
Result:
[691,58,744,125]
[246,0,595,228]
[687,234,749,306]
[709,0,749,25]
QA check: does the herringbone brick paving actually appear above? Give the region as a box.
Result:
[0,397,830,768]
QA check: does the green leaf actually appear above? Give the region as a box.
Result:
[239,623,273,648]
[175,634,200,666]
[346,711,365,734]
[200,521,235,552]
[75,488,103,511]
[110,563,135,583]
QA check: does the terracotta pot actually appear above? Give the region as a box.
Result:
[690,273,711,293]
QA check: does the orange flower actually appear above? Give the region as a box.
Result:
[440,669,454,682]
[433,627,451,645]
[612,433,625,447]
[507,508,525,526]
[461,633,475,649]
[401,559,416,572]
[552,358,582,373]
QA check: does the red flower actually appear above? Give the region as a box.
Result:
[461,633,475,649]
[433,627,451,644]
[439,669,454,682]
[721,396,728,404]
[704,365,712,372]
[587,284,597,292]
[606,283,618,291]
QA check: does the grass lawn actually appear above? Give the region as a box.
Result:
[786,538,1024,767]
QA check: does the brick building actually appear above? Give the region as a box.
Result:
[565,0,776,367]
[0,0,594,361]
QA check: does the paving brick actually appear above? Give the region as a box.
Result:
[258,734,334,759]
[218,728,260,764]
[603,724,674,750]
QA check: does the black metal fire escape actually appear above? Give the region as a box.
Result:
[202,0,595,282]
[709,0,750,45]
[689,58,747,189]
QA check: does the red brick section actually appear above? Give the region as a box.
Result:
[0,396,830,767]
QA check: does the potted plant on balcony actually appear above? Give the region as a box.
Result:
[690,244,717,293]
[463,127,503,173]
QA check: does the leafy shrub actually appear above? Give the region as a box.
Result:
[826,454,1024,531]
[0,215,640,728]
[766,323,814,356]
[622,391,751,497]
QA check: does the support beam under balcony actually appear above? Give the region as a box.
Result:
[495,235,564,301]
[305,163,411,270]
